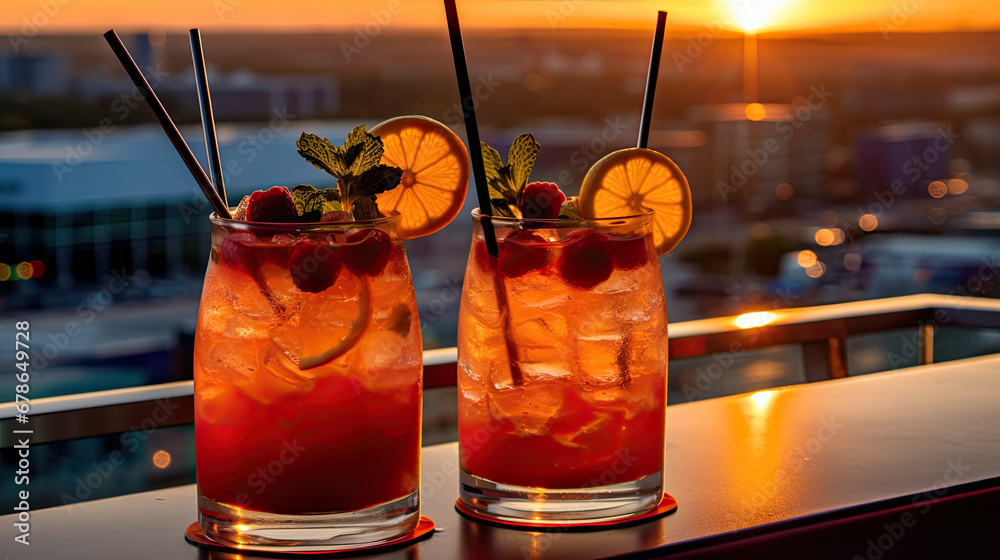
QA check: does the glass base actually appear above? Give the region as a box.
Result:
[459,469,662,525]
[197,490,419,552]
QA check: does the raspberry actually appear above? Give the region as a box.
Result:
[245,186,299,223]
[499,230,550,278]
[219,232,261,273]
[342,229,392,276]
[519,181,566,220]
[287,240,342,293]
[609,233,650,270]
[557,231,613,288]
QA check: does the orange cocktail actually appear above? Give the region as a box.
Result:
[195,213,423,547]
[458,210,669,522]
[193,118,469,551]
[455,132,689,524]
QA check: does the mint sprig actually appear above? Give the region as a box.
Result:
[290,184,344,221]
[558,196,582,220]
[296,126,403,219]
[481,133,539,218]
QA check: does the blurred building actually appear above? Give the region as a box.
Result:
[0,121,357,298]
[853,121,952,200]
[0,52,69,95]
[691,102,829,211]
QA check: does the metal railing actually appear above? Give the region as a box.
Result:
[3,294,998,448]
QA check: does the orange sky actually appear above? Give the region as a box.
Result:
[3,0,999,35]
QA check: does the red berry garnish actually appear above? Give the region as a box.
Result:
[609,234,650,270]
[342,229,392,276]
[245,186,299,223]
[287,240,342,293]
[557,231,613,288]
[499,230,550,278]
[219,232,261,273]
[519,181,567,220]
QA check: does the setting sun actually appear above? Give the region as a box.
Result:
[725,0,801,32]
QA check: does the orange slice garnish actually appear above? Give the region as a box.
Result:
[578,148,692,256]
[371,116,470,239]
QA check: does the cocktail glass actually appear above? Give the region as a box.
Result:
[457,209,668,524]
[195,211,422,550]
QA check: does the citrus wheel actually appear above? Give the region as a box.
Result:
[371,116,470,239]
[578,147,692,256]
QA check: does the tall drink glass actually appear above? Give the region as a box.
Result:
[195,212,422,550]
[458,209,667,523]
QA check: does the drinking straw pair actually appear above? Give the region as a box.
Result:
[104,29,230,219]
[104,4,669,255]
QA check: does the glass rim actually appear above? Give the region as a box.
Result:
[209,210,402,233]
[470,207,654,226]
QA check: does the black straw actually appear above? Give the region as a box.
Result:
[103,29,231,219]
[443,0,498,257]
[188,29,228,209]
[638,11,667,149]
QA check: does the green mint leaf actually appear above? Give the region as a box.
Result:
[344,125,385,176]
[490,198,518,218]
[339,165,401,218]
[481,141,519,215]
[290,184,323,219]
[355,164,403,198]
[290,184,343,221]
[481,142,502,186]
[558,197,582,220]
[320,190,344,215]
[296,133,345,177]
[350,196,381,220]
[508,133,539,196]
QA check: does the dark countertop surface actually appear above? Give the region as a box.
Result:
[4,353,1000,559]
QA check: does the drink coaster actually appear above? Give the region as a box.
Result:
[454,493,677,532]
[184,516,435,557]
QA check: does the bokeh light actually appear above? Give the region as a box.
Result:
[775,183,794,200]
[16,262,33,280]
[859,214,878,231]
[152,450,171,469]
[750,390,776,410]
[805,261,827,278]
[0,264,10,282]
[736,311,775,329]
[820,210,839,227]
[947,178,969,195]
[928,207,948,225]
[928,180,947,198]
[797,250,817,268]
[814,228,845,246]
[745,102,766,121]
[30,260,45,278]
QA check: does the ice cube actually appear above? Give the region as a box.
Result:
[230,346,315,405]
[508,316,570,366]
[577,334,628,388]
[487,382,565,436]
[196,383,251,426]
[348,329,421,396]
[519,361,574,382]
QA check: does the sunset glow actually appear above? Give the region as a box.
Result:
[727,0,802,32]
[2,0,1000,34]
